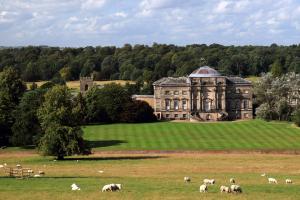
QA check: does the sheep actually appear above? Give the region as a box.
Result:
[261,173,266,177]
[102,184,122,192]
[98,170,104,173]
[0,165,3,168]
[38,170,45,175]
[286,179,292,184]
[230,185,242,193]
[268,178,278,184]
[199,184,208,193]
[184,176,191,183]
[34,174,41,178]
[71,183,81,191]
[220,185,231,193]
[203,179,215,185]
[16,164,21,168]
[230,178,235,183]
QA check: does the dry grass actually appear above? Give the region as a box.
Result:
[26,80,135,90]
[0,151,300,200]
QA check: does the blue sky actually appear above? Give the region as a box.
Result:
[1,0,300,47]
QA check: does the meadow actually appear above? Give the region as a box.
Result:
[0,151,300,200]
[83,120,300,151]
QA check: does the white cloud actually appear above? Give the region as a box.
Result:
[81,0,106,10]
[214,1,230,13]
[114,12,127,18]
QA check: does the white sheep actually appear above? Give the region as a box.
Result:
[199,184,208,193]
[34,174,41,178]
[230,178,235,183]
[0,165,3,168]
[230,185,242,193]
[220,185,231,193]
[102,184,121,192]
[286,179,292,184]
[203,179,215,185]
[261,173,266,177]
[16,164,21,168]
[268,178,278,184]
[71,183,81,191]
[184,176,191,183]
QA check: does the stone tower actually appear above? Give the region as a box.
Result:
[80,75,94,94]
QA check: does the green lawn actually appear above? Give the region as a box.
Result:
[83,120,300,151]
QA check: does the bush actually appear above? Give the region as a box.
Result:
[293,109,300,127]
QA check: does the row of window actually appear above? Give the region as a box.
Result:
[227,99,249,109]
[165,99,188,110]
[165,113,187,119]
[165,90,188,95]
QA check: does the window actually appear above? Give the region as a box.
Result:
[174,114,178,118]
[183,114,187,119]
[174,91,179,95]
[174,99,179,110]
[244,90,249,94]
[204,99,211,112]
[165,99,170,110]
[85,84,89,91]
[165,91,170,95]
[244,113,249,118]
[182,99,188,110]
[166,114,170,118]
[243,100,249,109]
[182,91,187,95]
[236,89,241,94]
[206,114,211,120]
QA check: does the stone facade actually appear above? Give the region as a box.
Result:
[80,76,94,94]
[153,66,253,121]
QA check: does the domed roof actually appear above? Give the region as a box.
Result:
[189,66,221,77]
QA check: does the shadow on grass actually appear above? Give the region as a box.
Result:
[87,140,127,148]
[64,155,165,161]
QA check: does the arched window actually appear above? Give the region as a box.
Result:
[174,99,179,110]
[85,84,89,91]
[182,99,187,110]
[243,100,249,109]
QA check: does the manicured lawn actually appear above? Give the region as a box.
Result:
[83,120,300,151]
[0,152,300,200]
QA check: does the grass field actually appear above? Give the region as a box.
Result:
[26,80,135,90]
[83,120,300,151]
[0,152,300,200]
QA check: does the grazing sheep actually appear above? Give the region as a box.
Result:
[16,164,21,168]
[203,179,215,185]
[102,184,122,192]
[261,173,266,177]
[230,185,242,193]
[27,169,34,173]
[98,170,104,173]
[199,184,208,193]
[268,178,278,184]
[0,165,3,168]
[230,178,235,183]
[34,174,41,178]
[71,183,80,191]
[220,185,231,193]
[286,179,292,184]
[38,171,45,175]
[184,176,191,183]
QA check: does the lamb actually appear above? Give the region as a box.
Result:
[203,179,215,185]
[71,183,81,191]
[220,185,231,193]
[184,176,191,183]
[230,185,242,193]
[102,184,122,192]
[199,184,208,193]
[268,178,278,184]
[230,178,235,183]
[286,179,292,184]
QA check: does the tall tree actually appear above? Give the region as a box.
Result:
[0,67,26,145]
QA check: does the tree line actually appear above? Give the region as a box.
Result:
[0,68,156,159]
[0,43,300,87]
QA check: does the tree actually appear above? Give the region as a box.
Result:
[38,125,86,160]
[293,109,300,127]
[0,67,26,145]
[11,90,44,146]
[37,85,89,159]
[270,60,283,77]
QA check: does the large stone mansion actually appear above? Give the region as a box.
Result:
[80,66,253,121]
[152,66,253,121]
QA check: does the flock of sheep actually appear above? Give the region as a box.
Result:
[184,174,294,194]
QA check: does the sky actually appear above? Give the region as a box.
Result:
[1,0,300,47]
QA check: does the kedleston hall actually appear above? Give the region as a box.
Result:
[151,66,253,121]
